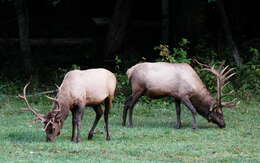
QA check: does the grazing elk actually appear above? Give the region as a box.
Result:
[19,68,117,142]
[122,62,237,129]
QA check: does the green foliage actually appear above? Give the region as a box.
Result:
[155,38,191,64]
[248,47,260,63]
[192,39,259,100]
[154,45,175,63]
[234,49,260,100]
[114,55,122,71]
[114,73,130,102]
[0,79,22,95]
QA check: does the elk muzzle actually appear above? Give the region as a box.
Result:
[209,111,226,128]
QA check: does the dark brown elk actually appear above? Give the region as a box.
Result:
[19,68,117,142]
[122,62,237,129]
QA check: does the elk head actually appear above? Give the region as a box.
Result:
[196,60,238,128]
[19,83,62,142]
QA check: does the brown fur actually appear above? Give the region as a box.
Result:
[123,62,226,129]
[43,68,116,142]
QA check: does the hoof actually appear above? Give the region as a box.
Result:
[75,138,81,143]
[128,124,133,128]
[88,134,93,140]
[106,136,111,141]
[71,138,76,142]
[176,124,182,129]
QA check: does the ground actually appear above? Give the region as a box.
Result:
[0,97,259,162]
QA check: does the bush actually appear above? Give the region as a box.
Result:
[154,38,191,64]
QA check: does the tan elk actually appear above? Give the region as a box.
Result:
[19,68,117,142]
[122,62,237,129]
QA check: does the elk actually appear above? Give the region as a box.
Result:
[19,68,117,142]
[122,62,237,129]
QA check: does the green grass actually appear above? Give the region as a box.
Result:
[0,96,259,162]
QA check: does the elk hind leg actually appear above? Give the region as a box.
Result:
[175,99,182,129]
[104,97,113,140]
[88,105,103,140]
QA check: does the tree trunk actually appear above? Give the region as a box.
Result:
[0,38,93,46]
[215,0,242,66]
[103,0,133,58]
[14,0,32,74]
[161,0,169,44]
[169,0,176,45]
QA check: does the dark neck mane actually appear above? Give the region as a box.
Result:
[190,88,215,119]
[50,98,70,127]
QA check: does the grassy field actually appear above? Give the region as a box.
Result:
[0,96,259,162]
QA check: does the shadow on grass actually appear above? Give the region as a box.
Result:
[125,119,217,130]
[4,130,44,143]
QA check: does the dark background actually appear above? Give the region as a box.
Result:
[0,0,259,82]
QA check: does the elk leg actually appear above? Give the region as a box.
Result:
[71,109,77,142]
[182,98,197,129]
[175,99,182,129]
[74,106,84,143]
[122,95,133,126]
[88,105,103,140]
[128,91,143,127]
[104,97,112,141]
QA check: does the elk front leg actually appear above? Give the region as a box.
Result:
[72,105,84,143]
[182,98,197,129]
[71,109,76,142]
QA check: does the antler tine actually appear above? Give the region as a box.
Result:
[221,99,239,109]
[18,82,32,108]
[55,84,59,89]
[194,58,211,68]
[220,65,229,75]
[222,67,235,78]
[46,95,58,102]
[43,120,54,131]
[222,81,230,89]
[19,82,44,121]
[46,95,61,112]
[224,72,236,82]
[196,60,237,109]
[221,90,235,98]
[202,65,219,77]
[55,84,61,93]
[218,64,237,109]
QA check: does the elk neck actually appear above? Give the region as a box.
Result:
[50,96,70,127]
[190,88,216,120]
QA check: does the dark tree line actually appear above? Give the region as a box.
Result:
[0,0,259,76]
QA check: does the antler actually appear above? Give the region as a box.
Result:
[195,60,237,108]
[46,95,61,112]
[19,82,46,123]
